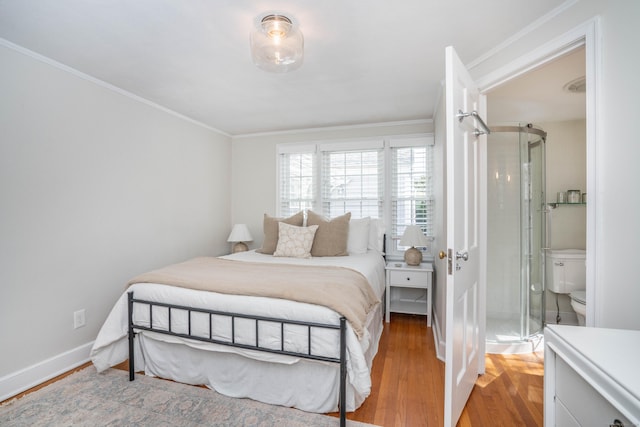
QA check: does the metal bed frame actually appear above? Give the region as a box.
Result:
[127,291,348,426]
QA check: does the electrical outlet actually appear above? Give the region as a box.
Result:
[74,309,86,329]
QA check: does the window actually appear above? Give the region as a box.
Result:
[277,135,434,257]
[391,138,433,251]
[320,141,384,219]
[278,145,316,216]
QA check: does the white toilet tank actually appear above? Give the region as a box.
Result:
[546,249,586,294]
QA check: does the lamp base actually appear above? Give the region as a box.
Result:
[232,242,249,253]
[404,247,423,266]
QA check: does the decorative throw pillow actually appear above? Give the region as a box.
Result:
[347,217,370,255]
[256,211,304,255]
[306,211,351,257]
[273,223,319,258]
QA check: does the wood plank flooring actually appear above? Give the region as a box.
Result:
[337,314,544,426]
[5,314,544,426]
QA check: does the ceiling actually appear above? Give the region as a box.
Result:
[488,47,586,126]
[0,0,574,136]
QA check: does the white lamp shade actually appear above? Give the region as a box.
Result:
[399,225,429,247]
[227,224,253,243]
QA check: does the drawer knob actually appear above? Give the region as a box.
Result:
[406,277,410,281]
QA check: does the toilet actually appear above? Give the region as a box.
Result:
[546,249,586,326]
[569,290,587,326]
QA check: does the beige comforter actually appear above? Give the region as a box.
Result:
[128,257,380,338]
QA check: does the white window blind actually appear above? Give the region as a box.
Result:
[278,150,316,217]
[277,135,434,257]
[391,139,434,251]
[320,146,384,219]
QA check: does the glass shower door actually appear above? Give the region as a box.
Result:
[520,128,545,340]
[486,124,546,352]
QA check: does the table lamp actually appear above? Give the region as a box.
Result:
[399,225,429,266]
[227,224,253,253]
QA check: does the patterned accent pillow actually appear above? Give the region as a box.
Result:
[255,211,304,255]
[273,223,319,259]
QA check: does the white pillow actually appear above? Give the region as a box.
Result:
[348,217,370,255]
[368,218,385,253]
[273,222,319,259]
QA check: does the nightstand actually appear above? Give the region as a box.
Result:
[385,261,433,325]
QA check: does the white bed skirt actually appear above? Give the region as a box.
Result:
[132,300,383,413]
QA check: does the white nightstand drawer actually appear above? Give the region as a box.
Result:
[388,270,428,287]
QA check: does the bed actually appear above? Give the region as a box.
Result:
[90,214,386,425]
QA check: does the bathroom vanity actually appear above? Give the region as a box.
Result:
[544,325,640,426]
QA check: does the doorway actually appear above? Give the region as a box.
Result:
[483,41,590,338]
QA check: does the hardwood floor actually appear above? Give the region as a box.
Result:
[340,314,544,426]
[5,314,544,426]
[1,362,92,404]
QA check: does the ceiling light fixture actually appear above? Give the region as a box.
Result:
[250,13,303,73]
[563,76,586,93]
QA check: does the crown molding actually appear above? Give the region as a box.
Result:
[0,38,230,137]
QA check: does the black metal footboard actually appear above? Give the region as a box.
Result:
[127,291,347,427]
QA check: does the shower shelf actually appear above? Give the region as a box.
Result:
[547,202,586,209]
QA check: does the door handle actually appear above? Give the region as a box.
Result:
[456,251,469,261]
[439,251,447,260]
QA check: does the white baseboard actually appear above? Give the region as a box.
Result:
[0,341,94,402]
[431,309,446,362]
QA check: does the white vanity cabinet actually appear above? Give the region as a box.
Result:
[544,325,640,426]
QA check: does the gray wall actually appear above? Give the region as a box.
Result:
[0,44,232,386]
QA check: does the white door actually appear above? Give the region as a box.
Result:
[443,46,485,427]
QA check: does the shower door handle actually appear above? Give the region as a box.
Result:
[456,251,469,261]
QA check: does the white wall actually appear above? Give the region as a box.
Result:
[469,1,640,329]
[545,119,587,250]
[230,121,432,248]
[544,120,587,320]
[0,43,232,391]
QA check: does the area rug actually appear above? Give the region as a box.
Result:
[0,367,379,427]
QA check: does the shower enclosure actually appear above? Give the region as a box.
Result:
[486,124,547,353]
